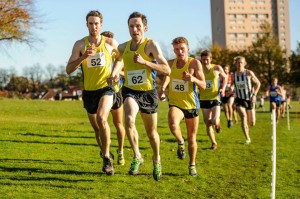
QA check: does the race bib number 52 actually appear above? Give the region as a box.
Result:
[87,52,106,68]
[127,69,147,86]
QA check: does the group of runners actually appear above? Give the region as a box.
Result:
[65,10,287,180]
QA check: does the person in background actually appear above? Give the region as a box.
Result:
[110,11,170,181]
[268,77,282,123]
[258,93,266,112]
[66,10,120,175]
[100,31,126,166]
[221,65,235,128]
[232,56,261,144]
[286,93,292,109]
[199,50,227,150]
[159,37,206,176]
[280,84,287,118]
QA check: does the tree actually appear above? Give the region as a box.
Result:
[5,74,28,92]
[245,23,288,92]
[0,0,39,46]
[0,68,10,89]
[289,42,300,87]
[23,63,44,92]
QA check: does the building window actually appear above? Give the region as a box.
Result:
[251,19,258,24]
[258,14,268,18]
[237,19,244,24]
[236,14,245,18]
[237,33,246,38]
[228,14,236,18]
[229,19,236,24]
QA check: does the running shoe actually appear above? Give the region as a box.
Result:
[100,151,115,160]
[211,143,218,150]
[227,120,232,128]
[245,139,251,145]
[102,156,114,175]
[117,150,125,166]
[128,157,144,175]
[153,162,162,181]
[177,144,185,159]
[189,165,197,177]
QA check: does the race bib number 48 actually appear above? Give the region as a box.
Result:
[87,52,106,68]
[172,79,188,92]
[127,69,147,86]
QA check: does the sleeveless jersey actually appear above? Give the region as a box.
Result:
[281,89,286,101]
[81,36,112,91]
[225,73,234,95]
[269,86,280,102]
[199,64,220,100]
[122,38,156,91]
[168,57,199,109]
[234,70,252,100]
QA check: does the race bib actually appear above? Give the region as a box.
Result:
[87,52,106,68]
[206,80,214,89]
[172,79,188,92]
[235,82,246,89]
[270,91,277,97]
[225,83,231,91]
[127,69,147,86]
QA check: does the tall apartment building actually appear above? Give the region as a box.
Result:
[210,0,290,53]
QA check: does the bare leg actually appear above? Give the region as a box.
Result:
[237,106,250,141]
[111,106,125,154]
[97,95,114,158]
[87,113,102,151]
[168,107,185,143]
[123,97,141,158]
[141,112,161,163]
[202,109,217,147]
[185,117,199,165]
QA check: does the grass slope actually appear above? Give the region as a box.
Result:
[0,99,299,199]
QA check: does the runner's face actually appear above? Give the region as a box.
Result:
[224,66,229,74]
[200,56,211,66]
[87,16,102,37]
[236,59,245,71]
[128,17,146,41]
[173,43,189,60]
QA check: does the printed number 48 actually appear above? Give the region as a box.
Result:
[175,84,185,91]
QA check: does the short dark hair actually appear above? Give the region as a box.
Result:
[172,37,189,46]
[128,11,147,26]
[86,10,103,23]
[200,50,212,58]
[101,31,114,38]
[222,64,230,69]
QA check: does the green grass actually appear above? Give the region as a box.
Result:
[0,99,299,199]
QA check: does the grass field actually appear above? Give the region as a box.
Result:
[0,99,299,199]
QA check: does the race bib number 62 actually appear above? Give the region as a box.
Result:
[127,69,147,86]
